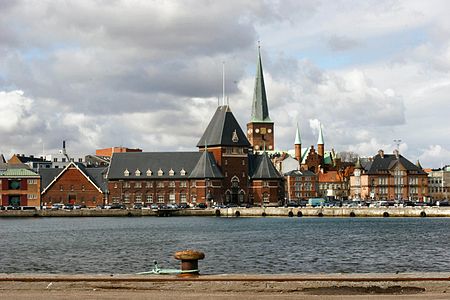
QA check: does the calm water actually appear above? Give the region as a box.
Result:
[0,217,449,274]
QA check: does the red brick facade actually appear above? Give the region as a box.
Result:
[41,165,104,207]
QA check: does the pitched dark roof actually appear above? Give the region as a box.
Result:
[38,168,64,192]
[16,155,49,163]
[189,150,223,179]
[108,152,204,180]
[0,154,6,164]
[38,164,108,193]
[284,169,316,177]
[249,152,282,179]
[197,105,251,148]
[367,154,427,175]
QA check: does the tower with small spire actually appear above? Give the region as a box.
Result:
[247,45,274,151]
[317,123,325,160]
[294,123,302,166]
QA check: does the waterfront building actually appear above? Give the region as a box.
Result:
[106,49,283,208]
[284,169,318,200]
[426,165,450,201]
[349,149,428,201]
[0,161,41,208]
[39,162,108,207]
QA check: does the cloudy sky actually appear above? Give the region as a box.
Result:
[1,0,449,167]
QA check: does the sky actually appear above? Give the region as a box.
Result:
[1,0,449,168]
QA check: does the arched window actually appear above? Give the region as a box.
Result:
[146,169,152,176]
[135,169,141,176]
[124,169,130,176]
[263,192,269,204]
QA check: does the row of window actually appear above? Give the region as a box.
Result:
[124,168,187,177]
[122,193,189,204]
[60,185,86,191]
[27,179,38,184]
[27,194,38,199]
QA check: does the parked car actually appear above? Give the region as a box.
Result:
[110,204,126,209]
[133,203,143,209]
[63,204,74,210]
[196,203,207,209]
[177,203,188,209]
[285,201,299,207]
[51,203,64,210]
[150,204,159,209]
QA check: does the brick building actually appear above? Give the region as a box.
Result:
[349,150,428,201]
[284,169,318,201]
[40,162,108,207]
[0,162,41,208]
[106,49,283,207]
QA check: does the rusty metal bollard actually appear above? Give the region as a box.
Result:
[174,250,205,277]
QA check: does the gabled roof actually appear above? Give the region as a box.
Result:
[108,152,204,180]
[197,105,251,148]
[40,162,105,194]
[367,153,427,175]
[251,47,271,123]
[189,150,223,179]
[250,152,282,179]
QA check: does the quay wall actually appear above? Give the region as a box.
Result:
[219,207,450,218]
[1,207,450,218]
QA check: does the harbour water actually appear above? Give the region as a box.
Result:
[0,217,449,274]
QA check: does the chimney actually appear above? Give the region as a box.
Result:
[393,149,399,159]
[378,149,384,158]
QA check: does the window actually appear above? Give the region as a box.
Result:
[27,179,37,184]
[145,181,153,188]
[114,183,118,189]
[70,185,74,191]
[124,169,130,176]
[135,194,142,203]
[180,181,187,187]
[135,182,142,188]
[169,192,176,203]
[157,194,165,203]
[158,169,163,176]
[180,169,186,176]
[169,181,175,188]
[27,194,37,199]
[157,181,164,188]
[263,181,269,187]
[60,185,63,191]
[242,159,245,166]
[62,158,66,162]
[180,192,187,203]
[124,193,130,203]
[53,158,58,162]
[78,158,83,163]
[135,169,141,176]
[123,182,131,188]
[146,169,152,176]
[263,192,269,204]
[81,185,85,191]
[169,169,174,176]
[146,194,153,203]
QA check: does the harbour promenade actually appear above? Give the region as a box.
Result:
[0,273,449,299]
[1,206,450,218]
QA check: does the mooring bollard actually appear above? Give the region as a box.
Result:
[174,250,205,277]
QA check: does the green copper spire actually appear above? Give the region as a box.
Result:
[294,123,302,145]
[317,123,324,145]
[251,45,271,122]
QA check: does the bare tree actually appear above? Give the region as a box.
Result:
[338,151,359,163]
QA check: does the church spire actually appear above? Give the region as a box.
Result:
[294,123,302,145]
[251,44,271,122]
[317,123,324,145]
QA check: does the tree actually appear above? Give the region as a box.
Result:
[338,151,359,163]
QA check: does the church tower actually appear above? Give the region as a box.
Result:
[317,123,325,159]
[247,46,274,151]
[294,123,302,166]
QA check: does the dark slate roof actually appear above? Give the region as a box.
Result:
[39,168,64,192]
[189,151,223,179]
[19,156,49,163]
[38,164,108,193]
[108,152,204,180]
[367,154,427,175]
[197,105,251,148]
[284,169,316,177]
[249,152,282,179]
[0,154,6,164]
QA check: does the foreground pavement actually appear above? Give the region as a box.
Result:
[0,273,449,299]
